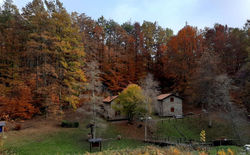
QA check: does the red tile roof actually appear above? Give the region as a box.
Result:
[157,93,172,100]
[103,95,118,103]
[157,93,182,100]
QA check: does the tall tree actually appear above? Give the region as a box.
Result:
[48,0,86,109]
[238,20,250,111]
[188,50,232,126]
[84,61,103,139]
[140,74,159,141]
[0,0,38,120]
[140,74,160,114]
[167,25,204,93]
[204,24,248,76]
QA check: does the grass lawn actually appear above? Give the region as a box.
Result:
[1,119,146,155]
[153,115,236,142]
[0,114,244,154]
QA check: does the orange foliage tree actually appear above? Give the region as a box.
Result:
[0,81,38,120]
[166,25,204,93]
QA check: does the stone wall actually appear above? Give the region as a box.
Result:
[158,96,183,116]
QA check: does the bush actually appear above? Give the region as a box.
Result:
[61,120,79,128]
[74,122,79,128]
[14,124,22,130]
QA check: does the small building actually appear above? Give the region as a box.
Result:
[101,96,126,121]
[157,93,183,117]
[0,121,5,137]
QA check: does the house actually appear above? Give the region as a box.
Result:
[157,93,183,117]
[101,96,126,120]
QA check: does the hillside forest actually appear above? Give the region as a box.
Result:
[0,0,249,120]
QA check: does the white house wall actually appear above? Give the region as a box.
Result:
[103,101,127,120]
[159,96,183,116]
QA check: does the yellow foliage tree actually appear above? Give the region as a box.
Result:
[113,84,146,122]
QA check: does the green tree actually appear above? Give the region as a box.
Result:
[113,84,146,122]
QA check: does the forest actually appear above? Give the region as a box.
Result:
[0,0,249,120]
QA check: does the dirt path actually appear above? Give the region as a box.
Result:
[3,118,62,146]
[111,121,145,140]
[3,108,90,145]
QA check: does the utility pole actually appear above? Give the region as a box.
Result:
[92,82,96,139]
[144,98,149,141]
[145,116,147,141]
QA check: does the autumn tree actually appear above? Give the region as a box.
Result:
[238,20,250,112]
[99,19,140,93]
[204,24,248,76]
[0,0,24,95]
[0,81,38,120]
[166,25,204,93]
[132,22,147,79]
[139,74,159,141]
[1,0,249,120]
[21,0,86,115]
[113,84,146,122]
[0,0,86,119]
[22,0,58,116]
[0,0,38,120]
[77,13,105,64]
[188,50,232,126]
[141,21,157,71]
[84,61,103,138]
[49,1,86,109]
[141,21,173,73]
[140,74,160,114]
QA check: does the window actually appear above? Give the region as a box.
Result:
[100,105,104,110]
[170,97,174,102]
[171,107,175,112]
[115,111,120,116]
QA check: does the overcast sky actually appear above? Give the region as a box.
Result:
[1,0,249,34]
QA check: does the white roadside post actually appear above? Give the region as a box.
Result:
[145,116,147,141]
[144,96,152,142]
[144,116,152,142]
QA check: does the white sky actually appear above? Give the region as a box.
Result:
[1,0,250,33]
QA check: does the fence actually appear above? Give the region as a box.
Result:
[145,113,239,146]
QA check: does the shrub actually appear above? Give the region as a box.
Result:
[14,124,21,130]
[217,149,234,155]
[61,121,79,128]
[74,122,79,128]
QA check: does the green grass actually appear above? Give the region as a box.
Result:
[1,115,241,154]
[4,130,88,154]
[3,132,145,154]
[154,115,236,142]
[1,119,146,155]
